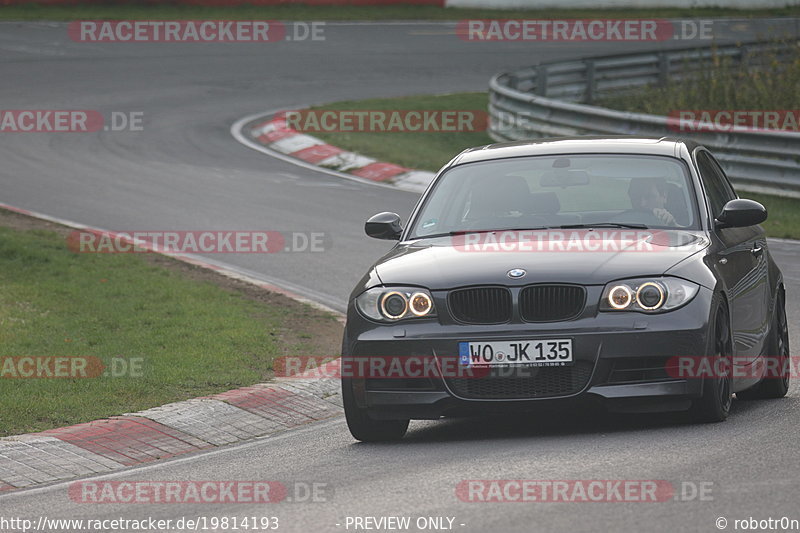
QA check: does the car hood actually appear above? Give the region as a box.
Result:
[372,229,708,289]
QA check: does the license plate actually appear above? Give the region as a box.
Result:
[458,339,573,367]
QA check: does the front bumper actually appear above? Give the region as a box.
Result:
[342,287,713,419]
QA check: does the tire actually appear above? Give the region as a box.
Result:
[690,299,733,423]
[342,378,409,442]
[737,289,790,400]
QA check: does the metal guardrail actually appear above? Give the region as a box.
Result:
[488,41,800,195]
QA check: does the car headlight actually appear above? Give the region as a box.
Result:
[600,277,699,313]
[356,287,437,322]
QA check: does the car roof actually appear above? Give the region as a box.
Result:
[448,136,699,167]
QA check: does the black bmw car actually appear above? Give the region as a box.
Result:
[341,137,789,441]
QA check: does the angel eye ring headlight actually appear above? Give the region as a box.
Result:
[380,291,408,319]
[601,277,698,313]
[356,287,437,322]
[636,281,665,310]
[608,285,633,310]
[409,292,433,316]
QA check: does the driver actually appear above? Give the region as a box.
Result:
[627,178,678,226]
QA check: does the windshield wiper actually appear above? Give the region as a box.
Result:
[412,224,647,239]
[450,227,553,235]
[410,227,552,240]
[557,223,649,230]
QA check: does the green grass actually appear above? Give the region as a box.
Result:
[744,192,800,239]
[0,221,338,436]
[598,41,800,115]
[591,41,800,238]
[304,92,800,240]
[308,92,493,172]
[3,4,800,21]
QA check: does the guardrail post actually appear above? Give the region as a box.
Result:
[739,45,750,69]
[585,61,596,104]
[658,53,669,86]
[536,65,548,96]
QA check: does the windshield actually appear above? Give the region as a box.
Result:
[407,154,699,238]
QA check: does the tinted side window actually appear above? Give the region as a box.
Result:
[696,151,735,219]
[707,153,737,199]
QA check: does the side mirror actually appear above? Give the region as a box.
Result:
[715,199,767,229]
[365,212,403,240]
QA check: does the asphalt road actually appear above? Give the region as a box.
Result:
[1,18,797,310]
[1,18,800,533]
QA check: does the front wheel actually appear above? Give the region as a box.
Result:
[342,378,409,442]
[690,300,733,423]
